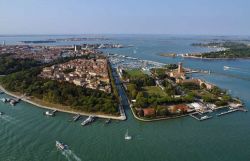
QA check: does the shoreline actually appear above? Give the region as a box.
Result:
[120,82,189,122]
[182,55,250,60]
[0,85,126,121]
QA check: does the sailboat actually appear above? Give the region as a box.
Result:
[125,129,132,140]
[224,66,230,70]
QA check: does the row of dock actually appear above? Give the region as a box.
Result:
[0,90,21,106]
[190,107,248,121]
[43,110,111,126]
[217,108,248,116]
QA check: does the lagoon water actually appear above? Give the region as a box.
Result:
[0,35,250,161]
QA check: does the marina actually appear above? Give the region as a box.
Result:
[0,34,249,161]
[189,113,213,121]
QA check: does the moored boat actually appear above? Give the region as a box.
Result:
[44,111,54,116]
[105,118,111,124]
[81,116,95,126]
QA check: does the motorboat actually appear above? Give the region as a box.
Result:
[44,111,54,116]
[56,141,68,150]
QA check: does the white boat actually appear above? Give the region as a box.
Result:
[224,66,230,70]
[200,115,212,121]
[56,141,68,150]
[0,98,7,103]
[125,129,132,140]
[44,111,54,116]
[0,112,4,115]
[81,116,95,126]
[201,116,208,120]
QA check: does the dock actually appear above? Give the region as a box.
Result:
[72,114,81,122]
[216,109,237,116]
[52,110,57,115]
[238,108,248,112]
[189,113,212,121]
[217,108,248,116]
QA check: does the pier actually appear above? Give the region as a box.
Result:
[72,114,81,122]
[185,68,211,74]
[189,113,213,121]
[217,108,247,116]
[217,109,237,116]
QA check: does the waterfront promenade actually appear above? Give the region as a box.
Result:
[0,85,126,120]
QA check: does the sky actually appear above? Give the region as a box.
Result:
[0,0,250,35]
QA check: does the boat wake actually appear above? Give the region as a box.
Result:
[223,66,250,74]
[0,115,17,124]
[61,149,82,161]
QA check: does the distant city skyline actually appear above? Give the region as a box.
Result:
[0,0,250,35]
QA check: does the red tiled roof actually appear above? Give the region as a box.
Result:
[143,108,155,116]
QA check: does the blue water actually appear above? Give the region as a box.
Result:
[0,35,250,161]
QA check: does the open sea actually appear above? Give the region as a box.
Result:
[0,35,250,161]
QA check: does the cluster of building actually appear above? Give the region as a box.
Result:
[167,62,214,89]
[0,43,121,63]
[81,43,123,49]
[0,45,75,62]
[39,58,111,93]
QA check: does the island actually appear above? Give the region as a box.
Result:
[158,53,177,57]
[111,54,246,121]
[0,43,247,122]
[184,41,250,59]
[0,44,125,120]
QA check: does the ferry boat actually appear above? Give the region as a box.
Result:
[125,129,132,140]
[81,116,95,126]
[56,141,68,150]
